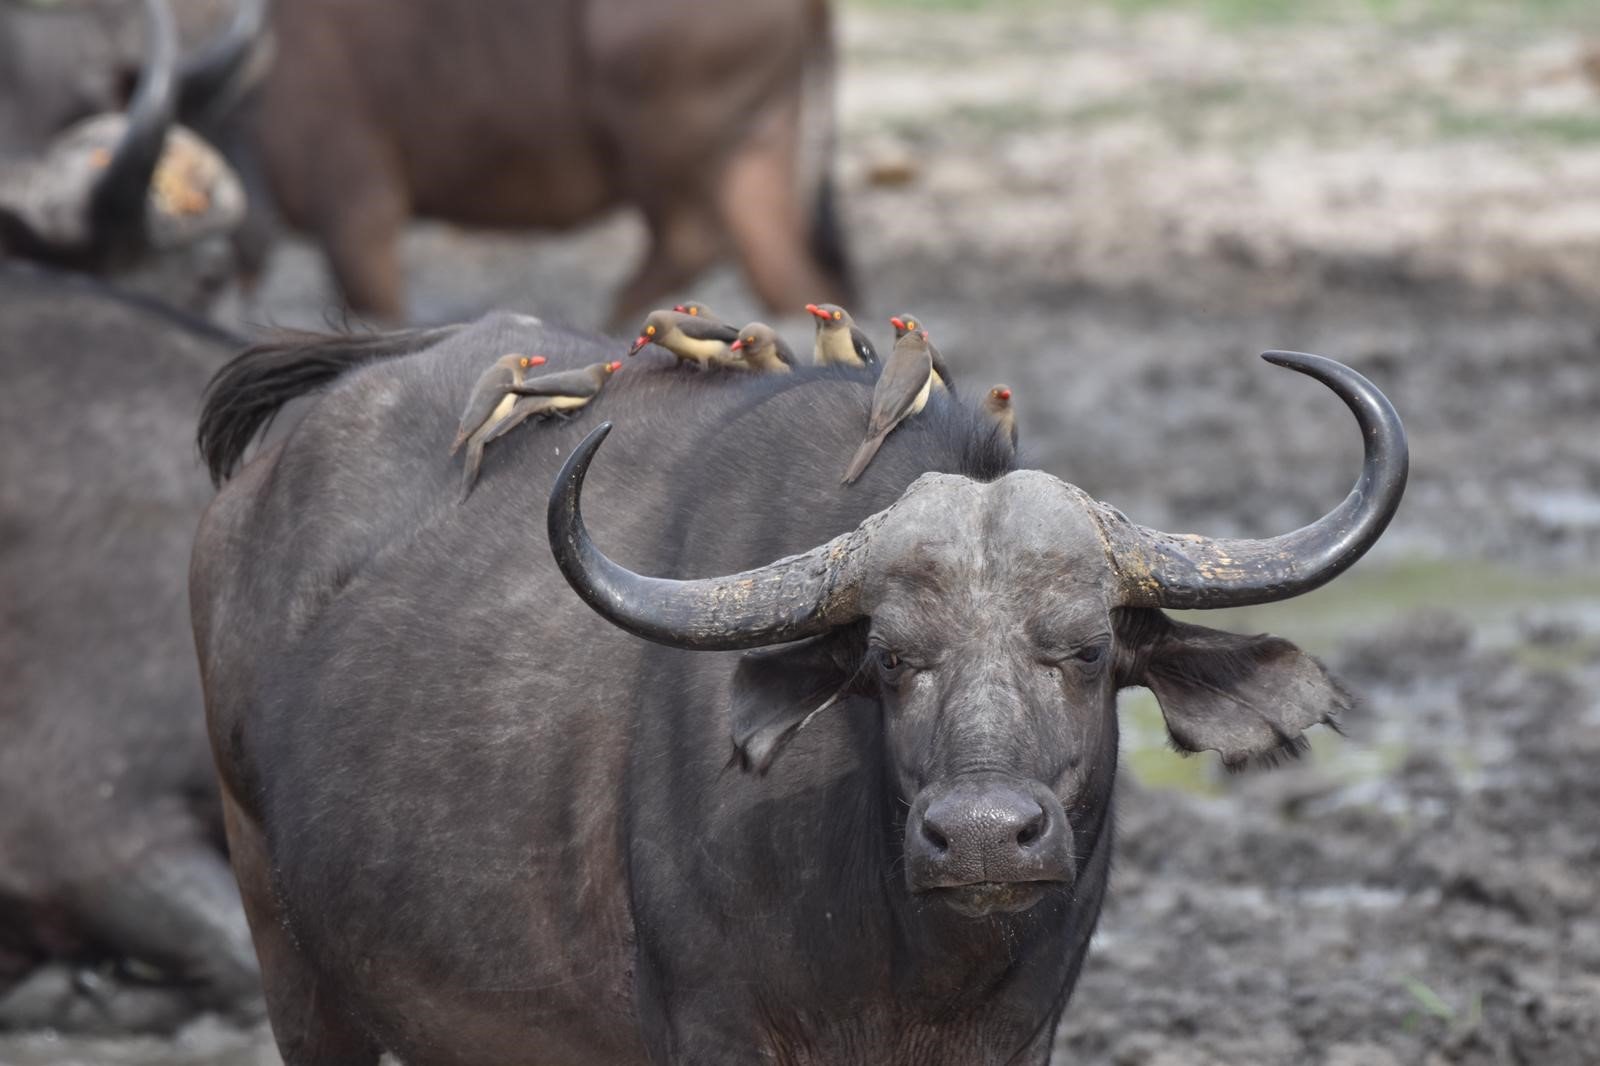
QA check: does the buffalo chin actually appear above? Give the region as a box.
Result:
[921,881,1056,918]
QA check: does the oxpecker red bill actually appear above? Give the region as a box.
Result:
[727,322,796,373]
[807,303,878,368]
[630,309,739,368]
[982,384,1018,453]
[890,312,955,394]
[481,359,623,448]
[451,353,548,501]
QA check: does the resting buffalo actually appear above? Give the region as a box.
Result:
[234,0,854,323]
[0,262,259,1032]
[193,314,1405,1063]
[0,0,270,1032]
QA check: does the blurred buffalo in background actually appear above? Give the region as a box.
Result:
[0,0,261,307]
[0,0,268,1033]
[238,0,855,324]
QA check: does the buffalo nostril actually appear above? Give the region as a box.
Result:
[1015,808,1046,849]
[919,818,950,854]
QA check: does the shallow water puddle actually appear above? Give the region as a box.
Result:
[1120,556,1600,794]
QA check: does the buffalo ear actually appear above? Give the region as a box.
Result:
[1122,611,1350,770]
[729,632,861,775]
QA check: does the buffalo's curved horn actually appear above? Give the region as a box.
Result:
[178,0,268,123]
[548,423,870,650]
[1106,351,1407,609]
[87,0,177,259]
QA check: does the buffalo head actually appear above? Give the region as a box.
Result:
[547,351,1406,917]
[0,0,250,272]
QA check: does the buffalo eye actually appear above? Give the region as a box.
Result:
[1072,642,1111,675]
[872,647,908,686]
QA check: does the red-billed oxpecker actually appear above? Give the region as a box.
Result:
[672,300,728,325]
[727,322,796,373]
[983,384,1019,453]
[842,328,935,484]
[450,353,546,500]
[481,360,624,447]
[890,311,955,394]
[806,302,878,368]
[629,309,738,370]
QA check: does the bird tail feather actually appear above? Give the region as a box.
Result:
[841,434,886,484]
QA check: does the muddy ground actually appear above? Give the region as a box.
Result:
[4,1,1598,1063]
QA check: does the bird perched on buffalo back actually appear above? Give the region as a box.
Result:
[672,301,728,326]
[806,303,877,369]
[982,384,1018,453]
[727,322,796,373]
[451,353,547,455]
[889,312,956,395]
[841,329,935,485]
[629,309,738,369]
[451,353,548,500]
[481,360,624,448]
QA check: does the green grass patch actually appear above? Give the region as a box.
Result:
[1435,107,1600,146]
[844,0,1600,31]
[1170,557,1600,656]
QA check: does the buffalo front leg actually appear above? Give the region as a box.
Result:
[717,95,855,315]
[223,794,381,1066]
[317,175,409,324]
[606,201,725,333]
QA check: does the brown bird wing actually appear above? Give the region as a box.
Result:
[480,396,557,446]
[507,366,605,399]
[771,333,799,368]
[865,346,933,438]
[676,316,740,344]
[452,363,517,450]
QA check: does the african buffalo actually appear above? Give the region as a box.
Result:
[192,313,1405,1063]
[238,0,854,323]
[0,0,269,1032]
[0,263,258,1033]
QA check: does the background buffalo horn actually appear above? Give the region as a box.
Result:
[178,0,268,124]
[1105,350,1408,609]
[87,0,177,262]
[548,422,870,650]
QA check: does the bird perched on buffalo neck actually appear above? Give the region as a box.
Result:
[889,312,956,395]
[506,360,621,407]
[727,322,796,373]
[806,303,877,369]
[451,353,548,501]
[841,328,935,485]
[457,359,621,503]
[982,384,1018,453]
[450,354,547,455]
[628,309,740,369]
[481,360,624,448]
